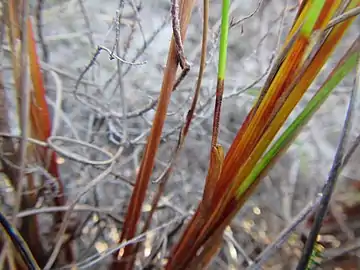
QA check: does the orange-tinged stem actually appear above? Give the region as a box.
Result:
[27,19,51,141]
[27,18,66,206]
[168,145,224,267]
[112,1,196,269]
[227,0,355,203]
[215,35,308,205]
[194,4,357,264]
[27,17,73,264]
[168,3,358,267]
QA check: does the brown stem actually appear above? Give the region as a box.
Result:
[110,1,196,269]
[171,0,190,91]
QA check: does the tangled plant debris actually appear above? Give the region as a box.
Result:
[0,1,360,269]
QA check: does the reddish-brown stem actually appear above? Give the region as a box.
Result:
[111,1,196,269]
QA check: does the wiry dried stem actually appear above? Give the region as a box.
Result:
[297,38,360,270]
[133,0,209,263]
[171,0,191,91]
[110,1,196,269]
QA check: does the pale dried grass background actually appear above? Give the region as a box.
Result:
[1,0,360,269]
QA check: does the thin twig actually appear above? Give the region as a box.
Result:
[102,15,168,92]
[77,0,96,49]
[230,0,264,27]
[12,0,30,226]
[16,205,123,221]
[323,238,360,261]
[326,6,360,31]
[342,132,360,169]
[171,0,190,90]
[72,215,186,269]
[114,2,129,143]
[248,195,322,270]
[224,232,253,266]
[296,50,360,270]
[123,0,147,59]
[44,146,123,269]
[47,136,114,165]
[100,45,147,65]
[0,132,48,147]
[74,45,146,95]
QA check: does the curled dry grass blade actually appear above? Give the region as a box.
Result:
[166,1,360,268]
[0,0,73,267]
[110,0,196,269]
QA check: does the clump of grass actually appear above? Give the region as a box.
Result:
[112,0,360,269]
[1,0,359,269]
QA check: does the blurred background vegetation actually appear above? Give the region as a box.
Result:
[0,0,360,269]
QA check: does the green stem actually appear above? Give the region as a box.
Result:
[236,47,359,198]
[218,0,230,80]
